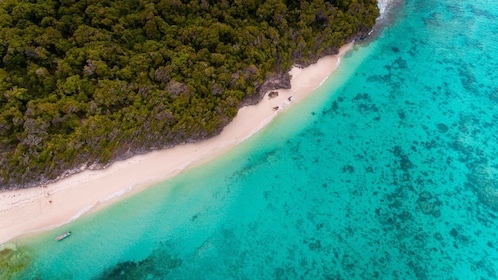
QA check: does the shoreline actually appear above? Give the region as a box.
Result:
[0,43,352,245]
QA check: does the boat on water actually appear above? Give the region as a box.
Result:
[55,231,71,241]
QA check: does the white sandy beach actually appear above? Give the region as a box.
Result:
[0,44,352,245]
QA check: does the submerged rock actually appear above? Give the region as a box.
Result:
[0,243,33,279]
[437,123,449,133]
[466,167,498,212]
[417,192,441,217]
[0,243,17,252]
[477,186,498,211]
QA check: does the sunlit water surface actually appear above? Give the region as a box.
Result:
[3,0,498,278]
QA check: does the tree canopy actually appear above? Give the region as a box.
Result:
[0,0,379,189]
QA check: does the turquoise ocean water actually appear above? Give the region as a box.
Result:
[4,0,498,278]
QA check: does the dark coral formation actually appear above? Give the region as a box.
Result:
[93,247,182,280]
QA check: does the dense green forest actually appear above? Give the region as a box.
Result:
[0,0,379,189]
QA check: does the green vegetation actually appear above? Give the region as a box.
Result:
[0,0,379,189]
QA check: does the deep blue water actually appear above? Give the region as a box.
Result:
[3,0,498,279]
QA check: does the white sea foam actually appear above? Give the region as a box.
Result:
[99,185,134,203]
[377,0,390,15]
[377,0,402,18]
[68,205,94,222]
[319,76,328,87]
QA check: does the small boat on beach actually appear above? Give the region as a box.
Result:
[55,231,71,241]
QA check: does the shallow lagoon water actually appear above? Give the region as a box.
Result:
[4,0,498,278]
